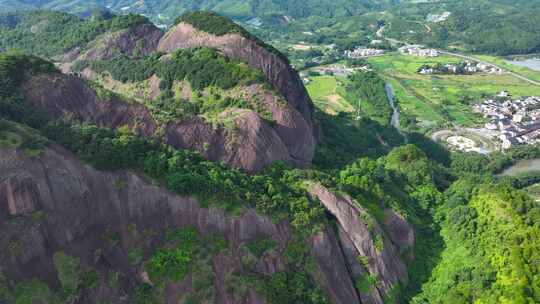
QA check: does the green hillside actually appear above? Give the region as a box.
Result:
[3,0,540,55]
[0,10,150,57]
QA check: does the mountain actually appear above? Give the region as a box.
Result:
[1,10,316,172]
[1,9,540,304]
[0,11,415,300]
[0,10,416,304]
[0,0,395,26]
[3,0,540,55]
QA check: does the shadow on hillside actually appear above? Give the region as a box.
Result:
[313,110,451,170]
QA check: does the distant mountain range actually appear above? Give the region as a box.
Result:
[2,0,540,55]
[0,0,397,26]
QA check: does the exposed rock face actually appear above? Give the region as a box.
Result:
[0,145,360,304]
[20,73,302,173]
[310,229,360,304]
[338,227,384,304]
[79,23,164,61]
[157,23,315,161]
[383,209,415,254]
[0,176,40,217]
[21,73,157,136]
[307,183,409,303]
[238,84,315,166]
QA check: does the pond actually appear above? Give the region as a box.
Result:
[500,159,540,176]
[506,58,540,72]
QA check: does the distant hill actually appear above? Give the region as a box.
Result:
[2,0,540,57]
[0,0,395,26]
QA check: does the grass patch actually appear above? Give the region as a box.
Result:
[53,251,80,295]
[0,131,22,149]
[355,274,377,294]
[13,279,54,304]
[146,227,198,284]
[306,75,353,114]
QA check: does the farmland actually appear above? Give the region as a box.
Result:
[367,53,540,132]
[306,75,354,114]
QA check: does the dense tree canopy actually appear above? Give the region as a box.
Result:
[0,11,150,57]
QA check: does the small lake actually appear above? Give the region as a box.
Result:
[500,159,540,176]
[506,58,540,72]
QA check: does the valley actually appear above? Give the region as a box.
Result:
[1,3,540,304]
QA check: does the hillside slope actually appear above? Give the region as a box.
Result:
[0,141,360,303]
[1,11,316,172]
[1,0,394,24]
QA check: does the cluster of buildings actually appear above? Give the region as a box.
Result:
[344,47,385,59]
[426,11,451,23]
[399,45,439,57]
[418,61,504,75]
[473,93,540,148]
[313,65,357,77]
[469,62,504,74]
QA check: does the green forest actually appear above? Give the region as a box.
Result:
[0,10,150,57]
[2,49,540,303]
[2,3,540,302]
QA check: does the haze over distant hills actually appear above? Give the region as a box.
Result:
[0,0,396,25]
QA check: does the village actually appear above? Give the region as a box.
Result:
[418,60,503,75]
[473,92,540,148]
[398,45,439,57]
[344,47,385,59]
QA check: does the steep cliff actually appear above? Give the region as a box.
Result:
[157,16,316,163]
[20,73,296,173]
[0,12,419,304]
[80,23,164,61]
[0,142,358,303]
[48,12,316,172]
[307,183,412,303]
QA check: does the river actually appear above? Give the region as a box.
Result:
[500,159,540,176]
[385,83,407,142]
[505,58,540,72]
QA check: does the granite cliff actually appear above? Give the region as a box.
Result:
[0,144,361,303]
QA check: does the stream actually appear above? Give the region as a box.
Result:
[385,83,407,142]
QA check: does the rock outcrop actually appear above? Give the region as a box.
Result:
[307,183,410,303]
[0,145,360,303]
[20,73,301,173]
[157,23,316,162]
[80,23,164,61]
[52,15,316,172]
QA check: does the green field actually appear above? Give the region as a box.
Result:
[306,75,354,114]
[367,53,540,131]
